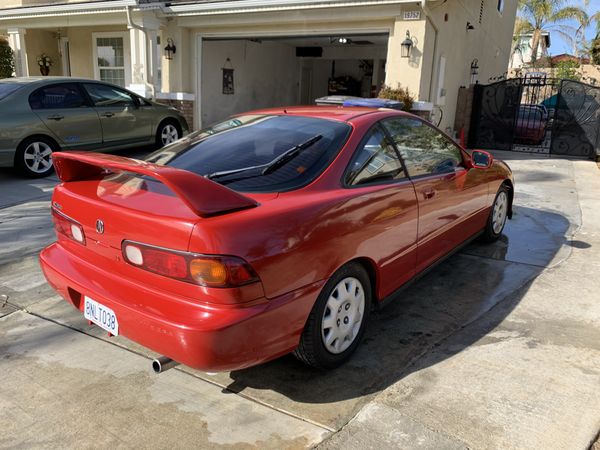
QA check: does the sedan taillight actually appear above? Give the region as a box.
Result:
[122,241,259,288]
[52,208,86,245]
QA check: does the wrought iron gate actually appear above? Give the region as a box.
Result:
[468,75,600,159]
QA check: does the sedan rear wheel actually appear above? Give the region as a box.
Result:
[15,137,56,178]
[294,262,371,369]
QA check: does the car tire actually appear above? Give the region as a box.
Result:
[14,136,57,178]
[156,120,181,147]
[294,262,372,369]
[482,184,510,242]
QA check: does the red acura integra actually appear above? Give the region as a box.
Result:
[40,107,513,371]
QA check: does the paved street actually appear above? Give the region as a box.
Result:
[1,150,599,449]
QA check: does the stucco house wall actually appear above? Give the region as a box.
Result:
[0,0,518,134]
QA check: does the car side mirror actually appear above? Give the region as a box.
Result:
[470,150,493,169]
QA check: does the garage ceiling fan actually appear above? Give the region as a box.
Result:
[329,37,374,45]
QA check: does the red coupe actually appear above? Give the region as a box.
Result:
[40,107,513,371]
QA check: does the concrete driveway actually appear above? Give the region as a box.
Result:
[1,150,599,449]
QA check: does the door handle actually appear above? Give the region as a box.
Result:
[423,189,436,200]
[47,114,64,121]
[100,112,114,118]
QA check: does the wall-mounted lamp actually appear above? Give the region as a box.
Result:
[164,38,176,60]
[401,31,413,58]
[466,22,475,31]
[470,58,479,84]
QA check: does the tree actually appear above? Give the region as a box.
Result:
[516,0,588,64]
[0,37,14,78]
[591,38,600,64]
[585,9,600,65]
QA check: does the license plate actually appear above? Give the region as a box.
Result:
[83,296,119,336]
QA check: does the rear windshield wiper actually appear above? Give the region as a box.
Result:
[206,134,322,182]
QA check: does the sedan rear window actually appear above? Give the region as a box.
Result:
[29,83,87,109]
[145,115,351,193]
[0,83,23,101]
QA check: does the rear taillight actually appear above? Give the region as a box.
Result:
[122,241,259,288]
[52,208,86,245]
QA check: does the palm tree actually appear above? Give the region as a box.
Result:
[516,0,588,64]
[585,9,600,64]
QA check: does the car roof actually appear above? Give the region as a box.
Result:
[239,106,408,123]
[0,76,116,85]
[0,76,98,84]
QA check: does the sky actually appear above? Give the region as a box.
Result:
[539,0,600,55]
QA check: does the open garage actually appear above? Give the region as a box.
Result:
[199,34,388,126]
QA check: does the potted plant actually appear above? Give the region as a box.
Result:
[377,83,414,111]
[36,53,53,76]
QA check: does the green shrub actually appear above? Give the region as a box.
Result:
[0,37,14,79]
[554,60,581,81]
[378,83,414,111]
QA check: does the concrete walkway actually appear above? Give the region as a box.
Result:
[320,153,600,450]
[1,152,599,449]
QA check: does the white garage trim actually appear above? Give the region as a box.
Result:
[169,0,420,16]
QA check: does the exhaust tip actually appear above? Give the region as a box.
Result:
[152,356,178,374]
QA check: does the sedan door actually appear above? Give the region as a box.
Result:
[29,82,102,149]
[82,83,152,147]
[382,117,488,273]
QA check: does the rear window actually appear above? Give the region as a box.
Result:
[0,83,23,101]
[145,114,351,193]
[29,83,87,109]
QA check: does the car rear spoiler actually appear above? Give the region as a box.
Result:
[52,152,258,218]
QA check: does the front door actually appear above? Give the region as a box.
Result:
[29,82,102,149]
[344,124,418,298]
[82,82,152,147]
[382,117,487,272]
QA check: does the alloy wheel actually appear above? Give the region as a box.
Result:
[161,124,179,145]
[23,141,53,174]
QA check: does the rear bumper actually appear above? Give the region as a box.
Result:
[39,242,322,371]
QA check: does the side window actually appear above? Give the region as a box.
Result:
[29,83,86,110]
[383,118,462,178]
[346,125,406,186]
[83,83,136,107]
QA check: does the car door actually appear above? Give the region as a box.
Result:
[382,117,488,273]
[82,82,152,147]
[29,82,102,149]
[344,124,418,297]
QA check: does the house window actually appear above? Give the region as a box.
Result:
[497,0,504,13]
[93,33,130,87]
